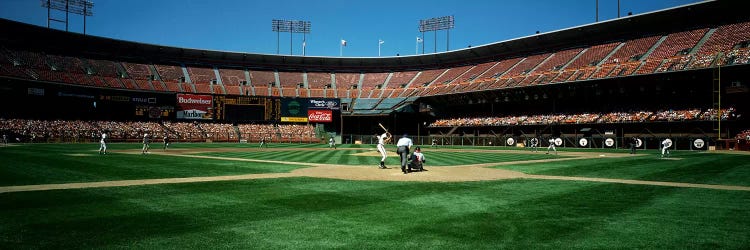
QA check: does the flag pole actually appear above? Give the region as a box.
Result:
[340,38,343,56]
[378,39,383,57]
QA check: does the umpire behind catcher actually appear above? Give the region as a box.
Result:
[396,133,413,174]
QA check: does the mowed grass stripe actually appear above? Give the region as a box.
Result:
[201,149,565,166]
[0,144,307,186]
[1,177,748,248]
[425,151,561,166]
[498,151,750,186]
[203,149,376,165]
[253,150,303,161]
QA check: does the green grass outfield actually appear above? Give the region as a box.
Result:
[1,143,749,249]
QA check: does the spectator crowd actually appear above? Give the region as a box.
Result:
[0,119,317,143]
[429,108,737,127]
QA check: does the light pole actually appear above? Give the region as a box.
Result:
[419,16,454,53]
[271,19,311,55]
[41,0,94,34]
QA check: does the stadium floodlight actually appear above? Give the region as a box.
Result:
[418,15,454,53]
[41,0,94,34]
[272,19,311,56]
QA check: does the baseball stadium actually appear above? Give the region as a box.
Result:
[2,0,750,248]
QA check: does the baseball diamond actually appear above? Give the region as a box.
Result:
[2,0,750,249]
[1,143,750,249]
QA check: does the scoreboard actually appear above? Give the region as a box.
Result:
[214,96,279,122]
[213,96,339,123]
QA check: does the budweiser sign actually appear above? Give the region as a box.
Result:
[177,94,212,105]
[176,94,213,120]
[308,110,332,122]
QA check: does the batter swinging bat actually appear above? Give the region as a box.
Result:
[378,123,388,133]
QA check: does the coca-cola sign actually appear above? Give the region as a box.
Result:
[308,110,332,122]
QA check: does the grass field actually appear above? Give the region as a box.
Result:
[1,143,749,249]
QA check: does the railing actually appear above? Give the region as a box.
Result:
[342,134,715,151]
[0,129,730,151]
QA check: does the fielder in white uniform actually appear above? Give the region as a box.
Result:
[661,139,670,158]
[529,137,539,152]
[98,132,107,155]
[376,132,391,169]
[329,137,336,149]
[142,133,150,154]
[546,138,557,155]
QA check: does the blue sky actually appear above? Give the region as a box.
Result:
[1,0,701,57]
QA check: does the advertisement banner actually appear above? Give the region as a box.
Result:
[280,98,338,122]
[281,98,308,117]
[176,94,213,119]
[308,98,339,110]
[308,110,332,123]
[280,98,308,123]
[281,117,309,122]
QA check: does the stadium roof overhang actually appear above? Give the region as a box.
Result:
[0,0,744,72]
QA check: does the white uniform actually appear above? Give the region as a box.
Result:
[661,140,670,157]
[413,151,425,162]
[142,133,150,154]
[546,138,557,154]
[530,138,539,152]
[99,133,107,154]
[329,138,335,148]
[377,133,389,164]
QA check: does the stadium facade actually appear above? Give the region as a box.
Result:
[0,0,748,150]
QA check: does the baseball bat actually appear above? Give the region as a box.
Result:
[378,123,388,133]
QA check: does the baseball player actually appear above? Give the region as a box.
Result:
[409,146,426,171]
[431,138,437,148]
[546,137,557,155]
[661,139,671,158]
[98,131,107,155]
[329,137,336,149]
[396,134,413,174]
[3,133,8,146]
[376,132,391,169]
[529,137,539,152]
[259,137,266,148]
[163,135,170,150]
[141,133,150,154]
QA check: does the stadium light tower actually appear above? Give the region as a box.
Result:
[419,15,454,53]
[272,19,311,56]
[41,0,94,35]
